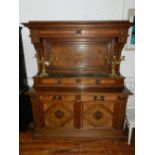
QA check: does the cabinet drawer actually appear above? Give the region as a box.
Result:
[81,79,96,85]
[34,78,78,86]
[39,95,76,101]
[34,78,58,85]
[40,79,58,84]
[99,79,124,87]
[81,95,118,102]
[61,79,77,85]
[100,79,116,84]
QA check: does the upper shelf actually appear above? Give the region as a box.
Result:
[23,20,131,29]
[23,21,131,76]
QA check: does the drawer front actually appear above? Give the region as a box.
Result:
[82,101,115,129]
[34,78,58,85]
[99,79,124,87]
[39,94,76,101]
[100,79,116,84]
[34,77,124,88]
[81,95,118,102]
[40,79,58,84]
[60,79,77,85]
[81,79,96,85]
[34,78,78,86]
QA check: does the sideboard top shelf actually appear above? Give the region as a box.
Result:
[23,20,131,29]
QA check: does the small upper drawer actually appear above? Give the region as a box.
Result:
[34,78,58,85]
[99,79,123,86]
[81,79,96,85]
[40,79,58,84]
[99,79,116,84]
[34,78,78,86]
[61,79,77,85]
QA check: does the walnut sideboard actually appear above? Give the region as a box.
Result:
[23,21,132,138]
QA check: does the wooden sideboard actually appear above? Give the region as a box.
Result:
[23,21,132,138]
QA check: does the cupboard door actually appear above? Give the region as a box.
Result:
[82,100,115,129]
[39,95,74,128]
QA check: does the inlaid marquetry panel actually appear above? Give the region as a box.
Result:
[83,101,115,129]
[43,101,74,128]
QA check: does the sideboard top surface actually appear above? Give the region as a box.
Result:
[23,20,131,30]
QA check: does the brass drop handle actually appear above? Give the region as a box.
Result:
[53,95,62,100]
[94,96,97,100]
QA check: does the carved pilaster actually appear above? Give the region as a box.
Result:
[74,95,82,129]
[113,95,128,129]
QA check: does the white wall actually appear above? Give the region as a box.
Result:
[20,0,124,22]
[20,0,135,107]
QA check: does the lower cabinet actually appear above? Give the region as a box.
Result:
[30,93,127,131]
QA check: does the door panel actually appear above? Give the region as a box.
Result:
[82,100,115,129]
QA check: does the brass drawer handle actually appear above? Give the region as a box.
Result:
[53,95,62,100]
[94,96,104,101]
[94,96,97,100]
